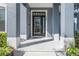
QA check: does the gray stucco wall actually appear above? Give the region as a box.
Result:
[28,8,52,37]
[60,3,74,48]
[64,4,74,37]
[27,4,31,39]
[16,3,20,37]
[20,4,27,38]
[60,3,74,38]
[77,13,79,32]
[7,3,21,48]
[7,3,20,37]
[7,3,60,39]
[47,8,52,37]
[7,3,61,39]
[52,4,60,40]
[7,3,16,37]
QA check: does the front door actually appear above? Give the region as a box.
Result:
[32,12,46,37]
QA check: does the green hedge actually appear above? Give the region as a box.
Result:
[0,47,13,56]
[74,32,79,40]
[0,32,7,47]
[66,47,79,56]
[74,32,79,48]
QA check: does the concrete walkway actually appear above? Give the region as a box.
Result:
[14,38,66,56]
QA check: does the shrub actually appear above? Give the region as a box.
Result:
[74,32,79,40]
[66,47,79,56]
[0,32,7,47]
[66,42,79,56]
[0,47,13,56]
[74,32,79,48]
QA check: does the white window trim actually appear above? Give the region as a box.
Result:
[31,10,47,37]
[0,4,7,32]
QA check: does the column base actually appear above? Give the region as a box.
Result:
[20,35,27,39]
[53,34,59,41]
[53,36,65,51]
[7,37,20,49]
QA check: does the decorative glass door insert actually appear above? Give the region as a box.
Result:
[32,12,46,36]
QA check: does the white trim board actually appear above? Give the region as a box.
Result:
[31,10,47,38]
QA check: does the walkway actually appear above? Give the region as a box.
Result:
[13,38,66,56]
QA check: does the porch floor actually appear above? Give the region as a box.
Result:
[14,38,66,56]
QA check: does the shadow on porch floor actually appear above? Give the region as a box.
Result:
[19,39,53,48]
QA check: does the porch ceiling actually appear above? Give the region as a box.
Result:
[28,3,53,8]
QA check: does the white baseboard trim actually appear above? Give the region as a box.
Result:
[20,35,27,39]
[7,37,20,49]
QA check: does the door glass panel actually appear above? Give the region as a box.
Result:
[34,17,41,34]
[32,12,46,36]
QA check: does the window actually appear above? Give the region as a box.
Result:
[0,6,5,31]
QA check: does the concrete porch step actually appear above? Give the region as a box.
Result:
[23,51,56,56]
[23,51,66,56]
[13,50,66,56]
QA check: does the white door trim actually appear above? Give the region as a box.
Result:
[31,10,47,37]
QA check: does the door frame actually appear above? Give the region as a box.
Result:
[31,10,47,37]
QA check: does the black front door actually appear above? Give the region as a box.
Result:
[32,15,45,36]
